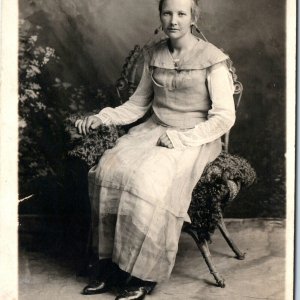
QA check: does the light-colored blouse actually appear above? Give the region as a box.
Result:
[95,39,235,149]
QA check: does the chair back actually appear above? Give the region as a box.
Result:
[115,37,243,152]
[223,58,243,152]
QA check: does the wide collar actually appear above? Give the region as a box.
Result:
[149,38,228,70]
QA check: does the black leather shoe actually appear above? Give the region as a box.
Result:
[82,280,110,295]
[115,287,148,300]
[82,259,117,295]
[115,280,156,300]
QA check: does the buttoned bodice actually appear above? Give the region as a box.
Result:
[146,38,229,129]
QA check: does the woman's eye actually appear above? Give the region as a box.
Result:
[178,12,186,16]
[163,12,171,16]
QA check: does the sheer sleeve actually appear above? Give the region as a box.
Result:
[166,62,236,149]
[94,58,154,125]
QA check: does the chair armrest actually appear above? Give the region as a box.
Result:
[202,152,256,188]
[64,113,125,167]
[187,152,256,241]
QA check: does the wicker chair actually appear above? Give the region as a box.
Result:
[65,38,256,288]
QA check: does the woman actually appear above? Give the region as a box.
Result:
[75,0,235,299]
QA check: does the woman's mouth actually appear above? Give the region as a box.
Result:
[168,28,179,32]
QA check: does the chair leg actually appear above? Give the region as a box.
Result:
[185,228,225,288]
[217,214,245,260]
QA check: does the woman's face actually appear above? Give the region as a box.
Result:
[160,0,193,40]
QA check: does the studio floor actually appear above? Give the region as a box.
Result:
[19,219,285,300]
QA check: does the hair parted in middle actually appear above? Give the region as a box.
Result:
[158,0,201,23]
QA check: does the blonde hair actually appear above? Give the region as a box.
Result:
[158,0,201,23]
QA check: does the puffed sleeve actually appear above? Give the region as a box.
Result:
[166,61,236,149]
[94,55,154,125]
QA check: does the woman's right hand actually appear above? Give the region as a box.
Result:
[75,115,102,135]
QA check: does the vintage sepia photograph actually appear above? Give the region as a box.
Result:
[0,0,296,299]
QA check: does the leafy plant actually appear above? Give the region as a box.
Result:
[18,19,113,200]
[19,19,60,187]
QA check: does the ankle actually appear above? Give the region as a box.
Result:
[88,258,113,282]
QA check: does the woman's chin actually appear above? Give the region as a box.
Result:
[166,32,182,40]
[165,30,192,41]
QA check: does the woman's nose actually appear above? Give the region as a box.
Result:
[170,15,178,25]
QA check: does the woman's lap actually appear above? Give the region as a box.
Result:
[87,120,222,281]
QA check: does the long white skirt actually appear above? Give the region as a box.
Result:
[88,117,221,282]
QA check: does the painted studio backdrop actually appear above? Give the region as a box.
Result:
[19,0,285,220]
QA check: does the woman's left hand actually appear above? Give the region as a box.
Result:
[157,133,174,149]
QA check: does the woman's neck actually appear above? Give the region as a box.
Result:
[169,33,197,54]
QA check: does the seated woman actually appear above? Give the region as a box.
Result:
[75,0,235,299]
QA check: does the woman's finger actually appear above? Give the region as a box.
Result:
[75,119,83,134]
[75,119,82,127]
[161,135,172,146]
[86,118,93,134]
[165,141,172,148]
[75,116,102,135]
[82,118,88,135]
[85,117,93,134]
[162,136,174,149]
[159,140,168,148]
[157,134,173,148]
[159,135,167,143]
